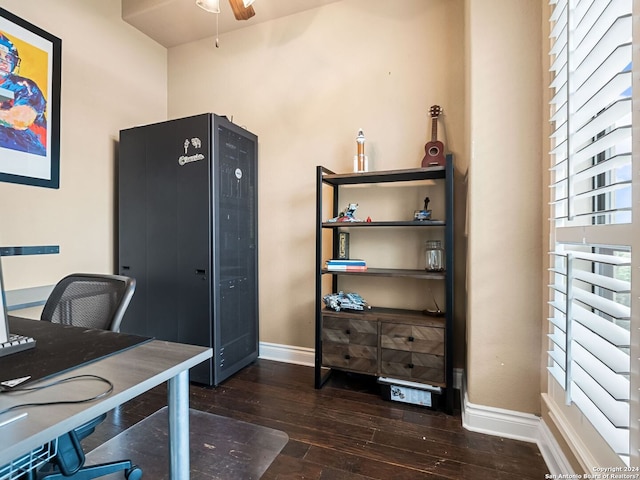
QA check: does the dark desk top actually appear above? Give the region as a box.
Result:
[0,316,152,387]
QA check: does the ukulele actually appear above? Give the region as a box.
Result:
[421,105,446,167]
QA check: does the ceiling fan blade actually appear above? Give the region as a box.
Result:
[228,0,255,20]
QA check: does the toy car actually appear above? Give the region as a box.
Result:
[323,291,371,311]
[326,203,363,223]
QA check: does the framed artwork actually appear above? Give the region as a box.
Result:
[0,8,61,189]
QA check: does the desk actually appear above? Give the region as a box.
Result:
[0,317,212,479]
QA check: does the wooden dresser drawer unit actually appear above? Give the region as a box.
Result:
[321,316,378,374]
[320,310,447,385]
[322,343,378,373]
[379,322,445,385]
[380,323,444,355]
[380,349,445,384]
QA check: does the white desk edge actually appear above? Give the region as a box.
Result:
[0,339,212,479]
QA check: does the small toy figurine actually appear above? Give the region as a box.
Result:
[354,129,368,172]
[323,291,371,312]
[327,203,363,223]
[414,196,432,221]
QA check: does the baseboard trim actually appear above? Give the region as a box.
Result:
[461,376,571,475]
[461,389,540,443]
[258,342,315,366]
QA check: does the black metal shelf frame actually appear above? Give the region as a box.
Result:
[314,155,455,414]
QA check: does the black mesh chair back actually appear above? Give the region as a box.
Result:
[36,273,142,480]
[41,274,135,332]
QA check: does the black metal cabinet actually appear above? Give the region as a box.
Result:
[118,113,258,386]
[314,156,455,413]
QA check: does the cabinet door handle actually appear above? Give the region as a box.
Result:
[345,354,351,360]
[408,336,414,342]
[408,363,414,369]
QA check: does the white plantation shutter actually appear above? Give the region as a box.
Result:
[548,0,634,464]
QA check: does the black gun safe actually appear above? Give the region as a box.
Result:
[118,113,258,386]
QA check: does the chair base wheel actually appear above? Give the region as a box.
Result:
[126,466,143,479]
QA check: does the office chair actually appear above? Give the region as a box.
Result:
[35,274,142,480]
[41,273,135,332]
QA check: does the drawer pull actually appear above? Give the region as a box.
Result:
[345,354,351,360]
[345,329,351,335]
[408,363,414,369]
[408,336,415,342]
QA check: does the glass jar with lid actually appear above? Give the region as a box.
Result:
[424,240,445,272]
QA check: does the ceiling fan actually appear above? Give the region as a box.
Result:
[196,0,257,20]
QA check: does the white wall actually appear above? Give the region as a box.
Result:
[0,0,167,292]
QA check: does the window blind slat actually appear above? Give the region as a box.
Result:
[572,181,631,205]
[573,304,630,347]
[573,288,630,319]
[573,126,631,167]
[572,383,629,455]
[573,0,595,27]
[572,99,631,147]
[567,209,632,225]
[574,11,631,69]
[573,343,630,402]
[574,44,631,103]
[550,65,567,90]
[572,361,629,427]
[573,322,630,374]
[573,270,630,293]
[549,158,568,173]
[549,330,567,351]
[550,0,567,22]
[550,7,567,40]
[549,265,567,274]
[550,82,568,109]
[549,315,566,333]
[561,250,630,265]
[551,45,568,73]
[549,347,566,369]
[573,153,632,184]
[550,137,568,157]
[573,71,632,131]
[549,282,566,294]
[549,300,567,315]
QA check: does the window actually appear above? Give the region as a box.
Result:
[548,0,634,465]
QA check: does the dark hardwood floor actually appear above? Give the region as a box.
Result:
[86,360,549,479]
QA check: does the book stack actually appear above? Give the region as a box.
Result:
[325,259,367,271]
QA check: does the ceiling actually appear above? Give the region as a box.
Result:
[122,0,342,48]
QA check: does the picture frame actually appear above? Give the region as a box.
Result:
[0,7,61,189]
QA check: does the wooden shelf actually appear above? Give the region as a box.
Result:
[322,267,445,279]
[321,166,445,185]
[322,220,445,228]
[322,306,446,327]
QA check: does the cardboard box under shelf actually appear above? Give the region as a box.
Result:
[377,377,442,409]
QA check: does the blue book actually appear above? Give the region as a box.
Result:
[326,259,366,266]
